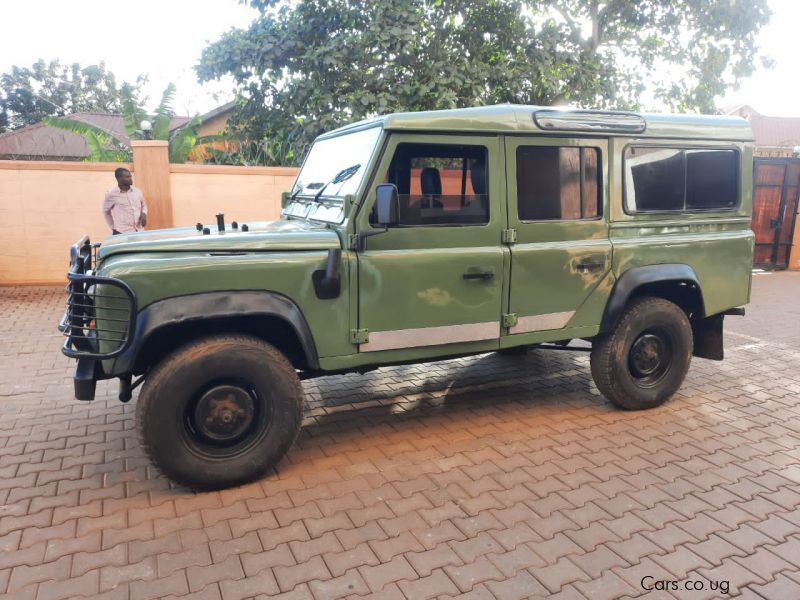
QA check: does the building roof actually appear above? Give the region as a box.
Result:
[198,101,236,123]
[724,105,800,150]
[0,112,192,161]
[324,104,754,142]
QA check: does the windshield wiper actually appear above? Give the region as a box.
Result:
[313,164,361,202]
[290,182,313,202]
[289,163,362,204]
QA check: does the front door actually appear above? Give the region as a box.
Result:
[354,134,506,359]
[503,136,612,344]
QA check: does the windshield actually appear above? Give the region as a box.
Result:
[291,126,382,199]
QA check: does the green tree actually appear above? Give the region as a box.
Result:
[44,84,202,163]
[0,59,146,133]
[197,0,770,163]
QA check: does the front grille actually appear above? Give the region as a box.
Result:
[59,237,137,359]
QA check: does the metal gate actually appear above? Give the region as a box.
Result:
[752,157,800,269]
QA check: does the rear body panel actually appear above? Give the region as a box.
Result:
[607,138,754,316]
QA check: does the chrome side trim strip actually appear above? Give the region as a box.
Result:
[609,216,751,229]
[360,321,500,353]
[509,311,575,334]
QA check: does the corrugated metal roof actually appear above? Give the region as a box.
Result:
[0,113,192,160]
[726,105,800,149]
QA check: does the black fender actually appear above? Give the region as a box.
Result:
[600,264,704,333]
[110,291,319,375]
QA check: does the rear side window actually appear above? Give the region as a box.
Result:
[624,147,739,213]
[516,146,601,221]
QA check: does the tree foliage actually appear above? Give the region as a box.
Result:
[44,84,203,164]
[0,59,146,133]
[197,0,771,163]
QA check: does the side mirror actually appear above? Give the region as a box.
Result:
[375,184,399,226]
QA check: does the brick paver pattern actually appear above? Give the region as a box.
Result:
[1,271,799,599]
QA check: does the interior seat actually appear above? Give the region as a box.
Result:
[420,168,444,209]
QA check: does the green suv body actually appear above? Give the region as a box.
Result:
[60,105,754,489]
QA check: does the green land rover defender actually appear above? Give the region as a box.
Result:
[60,106,754,489]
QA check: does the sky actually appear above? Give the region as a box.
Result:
[1,0,798,118]
[719,0,800,116]
[0,0,258,116]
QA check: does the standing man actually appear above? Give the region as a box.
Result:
[103,167,148,235]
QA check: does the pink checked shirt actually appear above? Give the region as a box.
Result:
[103,186,148,233]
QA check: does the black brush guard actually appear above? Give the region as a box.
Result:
[58,237,136,399]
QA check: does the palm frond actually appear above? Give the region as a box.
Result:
[152,84,177,139]
[120,83,147,137]
[44,116,118,141]
[85,131,130,162]
[44,116,131,161]
[168,115,202,163]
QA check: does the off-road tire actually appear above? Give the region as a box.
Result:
[590,297,692,410]
[135,335,303,490]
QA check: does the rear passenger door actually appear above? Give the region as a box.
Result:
[503,137,612,343]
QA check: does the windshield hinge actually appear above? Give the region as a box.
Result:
[502,313,518,329]
[348,234,360,250]
[502,228,517,244]
[350,328,369,344]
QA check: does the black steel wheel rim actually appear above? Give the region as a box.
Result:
[628,329,673,387]
[182,380,270,458]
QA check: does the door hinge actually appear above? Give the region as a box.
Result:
[348,234,359,250]
[350,328,369,344]
[502,313,518,328]
[502,228,517,244]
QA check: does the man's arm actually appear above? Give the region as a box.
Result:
[139,194,148,227]
[102,192,115,229]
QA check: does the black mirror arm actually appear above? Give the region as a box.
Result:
[356,226,388,251]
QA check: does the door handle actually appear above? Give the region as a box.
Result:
[576,260,605,273]
[463,271,495,281]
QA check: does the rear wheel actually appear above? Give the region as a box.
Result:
[136,335,303,490]
[590,297,692,410]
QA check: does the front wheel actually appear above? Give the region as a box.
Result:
[135,335,303,490]
[590,297,692,410]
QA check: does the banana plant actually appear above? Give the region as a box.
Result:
[41,116,130,162]
[44,83,203,163]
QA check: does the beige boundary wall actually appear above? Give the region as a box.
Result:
[2,155,799,283]
[0,159,298,285]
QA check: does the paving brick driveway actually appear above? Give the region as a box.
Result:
[1,272,800,599]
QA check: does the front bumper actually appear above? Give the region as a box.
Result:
[59,236,137,400]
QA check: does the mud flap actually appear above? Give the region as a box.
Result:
[693,314,724,361]
[74,358,98,400]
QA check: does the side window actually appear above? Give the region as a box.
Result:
[686,150,738,210]
[624,147,739,212]
[516,146,601,221]
[381,143,489,226]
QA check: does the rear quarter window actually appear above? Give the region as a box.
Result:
[624,146,739,213]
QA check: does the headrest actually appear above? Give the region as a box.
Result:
[470,157,487,195]
[420,168,442,196]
